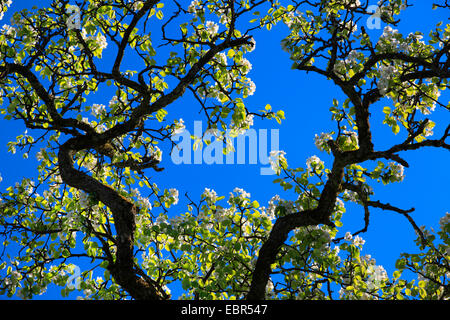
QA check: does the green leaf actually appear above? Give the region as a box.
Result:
[392,123,400,135]
[419,287,427,298]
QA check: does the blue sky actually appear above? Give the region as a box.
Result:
[0,0,449,299]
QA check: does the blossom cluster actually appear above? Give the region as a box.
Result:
[168,188,179,205]
[344,232,365,247]
[79,28,108,57]
[314,132,333,153]
[387,162,405,182]
[439,212,450,231]
[345,0,361,7]
[1,23,15,37]
[187,0,201,14]
[0,0,12,21]
[202,187,218,205]
[333,50,364,80]
[306,155,324,174]
[377,26,425,55]
[377,63,397,95]
[173,118,186,135]
[131,188,153,212]
[269,150,287,175]
[229,113,254,135]
[228,187,251,206]
[205,21,219,37]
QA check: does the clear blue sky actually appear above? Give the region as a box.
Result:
[0,0,449,299]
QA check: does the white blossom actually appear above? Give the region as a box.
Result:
[109,95,119,107]
[345,0,361,7]
[372,265,388,282]
[95,32,108,50]
[306,155,324,173]
[169,215,185,229]
[1,24,16,37]
[131,1,143,11]
[138,196,152,211]
[424,123,434,137]
[173,118,185,135]
[353,235,365,247]
[187,0,200,13]
[233,187,250,199]
[23,28,39,47]
[216,52,227,65]
[266,195,281,219]
[344,231,353,241]
[169,188,179,205]
[163,285,171,295]
[79,191,90,207]
[342,130,359,149]
[36,149,46,161]
[283,10,304,29]
[377,64,397,95]
[59,78,74,91]
[384,25,397,40]
[152,146,162,162]
[314,132,333,152]
[0,0,12,21]
[95,124,107,133]
[345,50,361,68]
[340,20,358,34]
[240,58,252,74]
[80,29,108,54]
[335,198,345,211]
[230,113,254,135]
[91,104,106,116]
[155,215,167,225]
[365,261,388,291]
[218,8,231,25]
[245,78,256,96]
[343,190,358,203]
[245,37,256,53]
[439,213,450,230]
[387,162,405,182]
[202,188,218,205]
[269,150,287,175]
[205,21,219,36]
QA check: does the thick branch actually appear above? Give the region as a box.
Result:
[246,209,328,300]
[58,139,163,300]
[247,157,343,300]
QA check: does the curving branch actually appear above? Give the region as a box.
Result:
[247,2,450,299]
